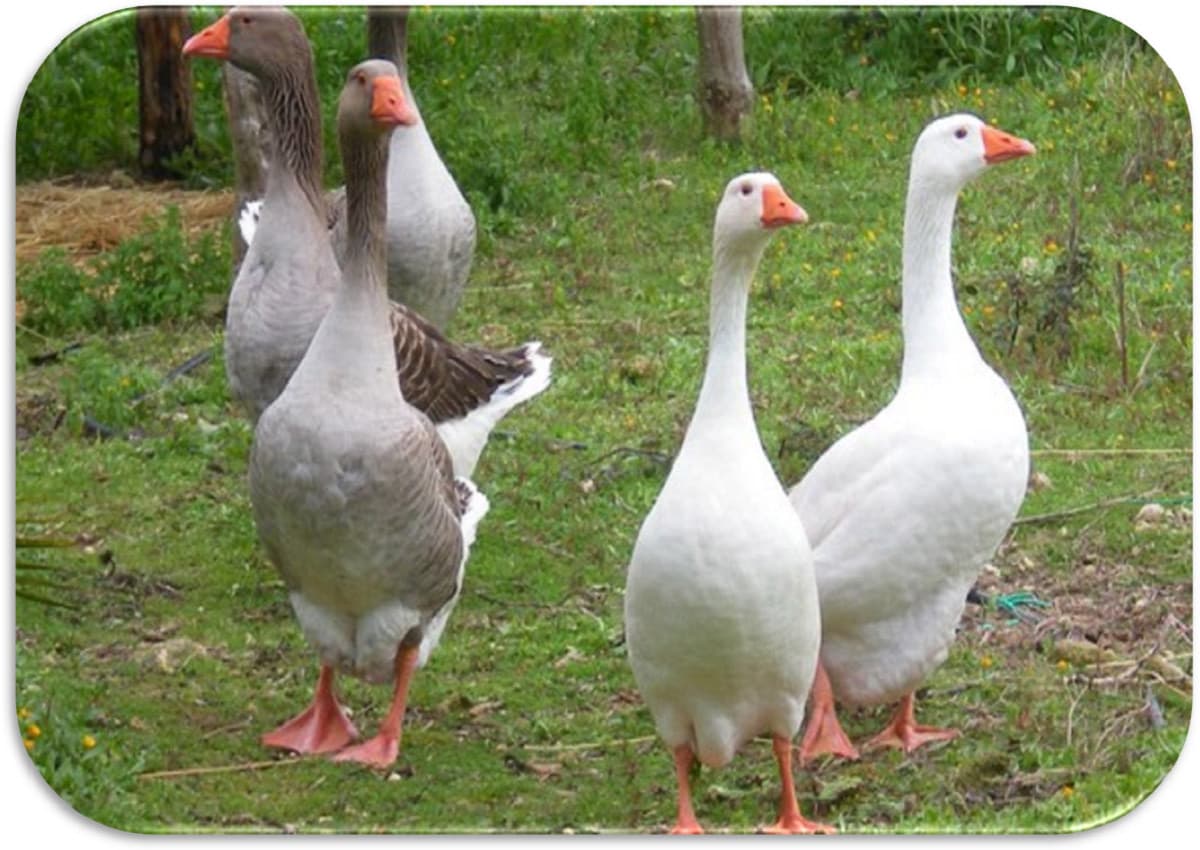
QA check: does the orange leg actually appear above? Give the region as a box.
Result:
[761,737,836,834]
[863,692,960,753]
[262,664,358,755]
[798,662,861,764]
[333,645,420,768]
[668,744,704,834]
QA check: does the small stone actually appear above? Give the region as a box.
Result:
[1028,470,1053,491]
[1134,503,1167,529]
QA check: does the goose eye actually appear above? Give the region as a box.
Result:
[954,127,968,139]
[356,72,367,86]
[241,15,252,24]
[740,183,753,196]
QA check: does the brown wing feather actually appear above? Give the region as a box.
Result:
[389,303,535,423]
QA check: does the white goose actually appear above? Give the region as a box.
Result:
[791,113,1035,762]
[625,173,831,834]
[248,59,487,769]
[184,7,549,479]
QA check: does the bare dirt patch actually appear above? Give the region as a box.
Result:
[965,526,1192,701]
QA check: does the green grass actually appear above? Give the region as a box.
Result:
[14,4,1192,836]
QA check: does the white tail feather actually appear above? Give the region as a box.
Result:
[435,342,553,478]
[238,199,263,247]
[417,478,489,667]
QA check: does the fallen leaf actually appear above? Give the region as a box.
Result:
[554,646,585,669]
[468,699,504,718]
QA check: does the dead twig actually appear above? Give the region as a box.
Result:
[1031,448,1191,457]
[1065,684,1088,748]
[130,348,214,406]
[585,445,672,470]
[29,340,84,365]
[1114,260,1129,391]
[138,758,304,781]
[1014,493,1156,526]
[519,735,657,753]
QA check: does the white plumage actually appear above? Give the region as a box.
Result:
[626,173,830,834]
[792,113,1035,760]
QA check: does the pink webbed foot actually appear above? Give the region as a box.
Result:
[331,731,399,768]
[331,645,420,770]
[760,737,836,834]
[864,692,960,754]
[667,745,704,834]
[261,665,358,755]
[798,662,861,765]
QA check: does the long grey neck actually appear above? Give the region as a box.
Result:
[695,239,763,422]
[900,176,980,382]
[340,130,391,295]
[259,59,324,212]
[367,7,410,79]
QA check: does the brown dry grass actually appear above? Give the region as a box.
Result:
[14,180,233,267]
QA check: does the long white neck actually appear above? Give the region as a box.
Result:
[899,175,982,383]
[694,238,764,425]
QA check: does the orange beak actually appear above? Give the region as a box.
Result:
[370,75,419,127]
[761,183,809,229]
[182,14,231,59]
[982,125,1036,164]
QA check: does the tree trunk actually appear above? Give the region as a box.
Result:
[222,64,272,268]
[367,6,411,76]
[695,6,754,142]
[135,8,195,179]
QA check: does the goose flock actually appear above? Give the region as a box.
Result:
[185,6,1035,833]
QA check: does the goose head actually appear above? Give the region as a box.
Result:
[713,172,809,258]
[910,113,1036,193]
[338,59,420,140]
[183,6,310,80]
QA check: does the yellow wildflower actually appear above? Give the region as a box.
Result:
[865,229,877,243]
[957,84,967,97]
[1056,659,1069,672]
[26,724,41,739]
[24,739,34,752]
[981,304,996,317]
[832,298,844,310]
[980,655,993,669]
[827,115,836,126]
[1166,159,1177,170]
[17,707,31,720]
[830,267,842,278]
[82,735,97,750]
[1061,785,1075,799]
[1044,240,1060,255]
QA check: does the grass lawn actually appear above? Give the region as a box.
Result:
[12,4,1192,836]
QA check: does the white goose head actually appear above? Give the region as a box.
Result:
[910,113,1036,193]
[713,172,809,260]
